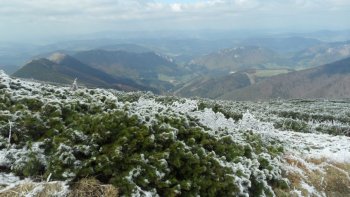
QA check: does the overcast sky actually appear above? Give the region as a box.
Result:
[0,0,349,43]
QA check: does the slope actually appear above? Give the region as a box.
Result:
[174,72,253,99]
[74,50,183,78]
[73,49,185,91]
[240,36,322,54]
[0,65,20,75]
[192,46,288,72]
[12,53,148,91]
[292,40,350,68]
[98,43,152,53]
[220,57,350,100]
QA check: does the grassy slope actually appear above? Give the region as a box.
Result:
[12,59,73,84]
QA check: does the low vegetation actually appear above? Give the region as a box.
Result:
[0,71,349,196]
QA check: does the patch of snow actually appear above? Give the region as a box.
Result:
[191,108,237,134]
[0,70,11,88]
[132,186,159,197]
[0,173,20,186]
[300,181,323,197]
[25,184,44,197]
[237,112,350,164]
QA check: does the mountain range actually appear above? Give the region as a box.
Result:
[5,34,350,100]
[73,50,181,79]
[12,53,149,91]
[12,49,190,93]
[223,56,350,100]
[73,49,186,91]
[174,72,253,99]
[191,40,350,73]
[176,57,350,100]
[240,36,322,54]
[11,49,350,100]
[291,41,350,68]
[191,46,287,72]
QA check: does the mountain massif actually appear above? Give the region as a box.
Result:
[6,35,350,100]
[191,40,350,73]
[192,46,286,72]
[223,56,350,100]
[74,50,182,79]
[177,57,350,100]
[73,49,187,92]
[291,41,350,68]
[174,72,253,99]
[240,36,322,54]
[12,53,148,91]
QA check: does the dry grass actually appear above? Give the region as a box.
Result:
[68,178,118,197]
[277,155,350,197]
[0,182,35,197]
[320,163,350,197]
[273,188,300,197]
[0,178,118,197]
[0,181,67,197]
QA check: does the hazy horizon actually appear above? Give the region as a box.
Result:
[1,0,350,43]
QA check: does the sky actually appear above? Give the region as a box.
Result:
[0,0,349,43]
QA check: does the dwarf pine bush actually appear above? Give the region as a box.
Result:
[8,73,350,196]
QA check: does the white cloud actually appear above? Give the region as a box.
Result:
[0,0,349,42]
[0,0,347,21]
[170,3,183,12]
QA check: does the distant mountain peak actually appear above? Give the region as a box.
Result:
[48,52,67,64]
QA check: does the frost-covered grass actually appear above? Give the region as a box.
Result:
[195,99,350,196]
[198,99,350,137]
[282,156,350,196]
[0,70,350,196]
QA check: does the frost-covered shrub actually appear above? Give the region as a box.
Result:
[316,125,350,136]
[41,103,62,118]
[30,108,284,196]
[17,152,45,177]
[0,91,12,108]
[198,102,243,122]
[18,98,43,111]
[0,73,315,196]
[8,149,46,177]
[273,119,309,133]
